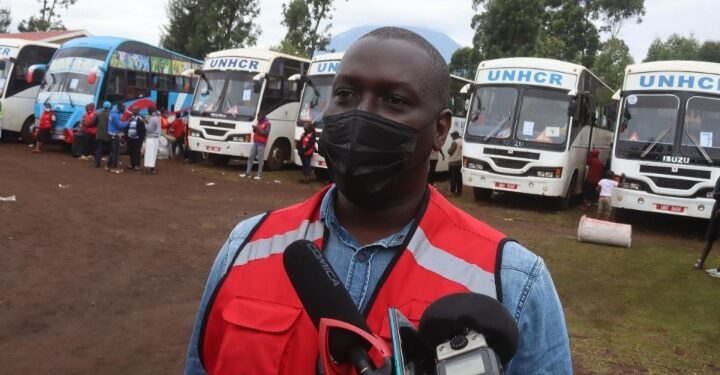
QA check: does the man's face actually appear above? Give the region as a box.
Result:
[323,37,451,197]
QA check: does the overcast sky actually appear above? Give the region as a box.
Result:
[2,0,716,63]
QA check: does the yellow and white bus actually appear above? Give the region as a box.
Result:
[187,49,309,169]
[611,60,720,219]
[462,57,616,208]
[0,38,57,141]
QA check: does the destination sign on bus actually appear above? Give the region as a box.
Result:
[203,57,267,72]
[308,60,340,75]
[476,68,577,91]
[626,72,720,94]
[0,46,17,58]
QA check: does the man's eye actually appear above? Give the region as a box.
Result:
[383,95,407,106]
[334,89,355,100]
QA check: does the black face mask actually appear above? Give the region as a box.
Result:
[319,110,420,207]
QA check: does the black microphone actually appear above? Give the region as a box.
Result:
[418,293,519,375]
[283,239,390,374]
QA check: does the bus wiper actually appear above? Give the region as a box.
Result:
[684,129,713,164]
[484,114,511,141]
[640,128,670,158]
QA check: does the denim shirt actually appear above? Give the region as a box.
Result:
[184,186,572,374]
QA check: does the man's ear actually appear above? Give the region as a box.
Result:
[432,109,452,151]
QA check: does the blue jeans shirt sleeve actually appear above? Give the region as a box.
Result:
[183,214,264,375]
[500,241,572,375]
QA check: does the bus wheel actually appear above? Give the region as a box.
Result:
[20,117,35,144]
[266,140,289,171]
[209,154,230,167]
[558,173,578,210]
[473,187,492,201]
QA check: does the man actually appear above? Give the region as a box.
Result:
[33,103,55,153]
[185,27,571,374]
[107,103,129,172]
[240,113,271,180]
[694,175,720,277]
[125,108,145,171]
[447,130,463,196]
[143,107,161,174]
[80,103,97,160]
[583,148,604,207]
[94,102,112,168]
[596,171,619,220]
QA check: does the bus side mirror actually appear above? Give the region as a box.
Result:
[459,83,474,97]
[200,88,209,96]
[88,64,105,85]
[26,64,47,84]
[567,98,578,117]
[612,89,621,101]
[253,73,266,94]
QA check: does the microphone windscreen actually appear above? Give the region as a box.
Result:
[283,239,371,360]
[418,293,519,365]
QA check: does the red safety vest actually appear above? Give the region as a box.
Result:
[253,118,270,145]
[82,110,97,135]
[200,186,505,375]
[39,110,54,129]
[301,131,315,156]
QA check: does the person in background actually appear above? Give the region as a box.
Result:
[298,120,316,184]
[94,102,112,168]
[33,103,55,153]
[159,108,170,135]
[240,113,271,180]
[80,103,97,160]
[427,149,439,185]
[171,111,187,160]
[125,108,146,171]
[596,171,619,220]
[447,130,463,196]
[143,107,161,174]
[694,175,720,278]
[583,148,604,208]
[107,103,129,172]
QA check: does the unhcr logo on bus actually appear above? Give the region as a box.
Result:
[478,68,575,90]
[638,74,720,91]
[309,60,340,75]
[205,57,262,71]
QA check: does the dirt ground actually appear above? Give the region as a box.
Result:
[0,139,715,374]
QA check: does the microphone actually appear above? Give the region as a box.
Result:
[283,239,391,375]
[418,293,519,375]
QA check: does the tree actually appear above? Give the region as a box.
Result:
[593,37,633,90]
[698,41,720,63]
[471,0,545,59]
[538,0,600,67]
[274,0,342,58]
[0,5,11,34]
[160,0,261,59]
[644,34,700,62]
[18,0,77,32]
[449,47,481,80]
[589,0,645,38]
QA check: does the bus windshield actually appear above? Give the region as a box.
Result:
[37,47,108,103]
[515,88,570,145]
[681,96,720,161]
[191,70,259,120]
[617,94,679,155]
[465,86,517,139]
[297,75,333,128]
[0,60,9,93]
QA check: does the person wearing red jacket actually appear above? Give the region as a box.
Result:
[297,120,316,183]
[583,148,605,207]
[80,103,97,159]
[33,103,55,153]
[170,112,187,159]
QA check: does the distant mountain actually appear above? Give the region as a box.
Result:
[318,25,462,63]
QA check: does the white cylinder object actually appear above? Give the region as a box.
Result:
[577,215,632,248]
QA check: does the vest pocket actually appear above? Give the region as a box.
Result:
[215,296,302,374]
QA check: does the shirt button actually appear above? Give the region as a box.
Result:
[355,252,368,263]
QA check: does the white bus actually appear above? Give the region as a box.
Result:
[293,52,471,174]
[187,49,309,169]
[611,61,720,219]
[461,57,617,208]
[0,38,57,141]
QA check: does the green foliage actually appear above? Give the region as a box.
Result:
[538,0,600,67]
[449,47,481,80]
[698,41,720,63]
[161,0,260,60]
[0,5,10,34]
[275,0,340,58]
[18,0,77,32]
[644,34,700,62]
[592,37,633,90]
[589,0,645,37]
[471,0,545,59]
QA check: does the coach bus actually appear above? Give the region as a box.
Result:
[0,38,57,142]
[186,49,309,169]
[30,36,201,145]
[610,61,720,219]
[293,52,471,174]
[461,57,617,208]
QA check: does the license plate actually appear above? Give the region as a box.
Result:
[205,145,221,152]
[495,182,518,190]
[655,204,685,213]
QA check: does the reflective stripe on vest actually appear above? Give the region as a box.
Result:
[200,186,504,374]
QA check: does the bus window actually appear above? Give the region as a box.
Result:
[6,45,56,97]
[681,96,720,161]
[106,69,127,102]
[0,60,8,93]
[617,94,679,153]
[466,86,517,139]
[515,88,569,145]
[221,71,259,118]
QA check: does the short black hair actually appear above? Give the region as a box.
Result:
[360,27,449,110]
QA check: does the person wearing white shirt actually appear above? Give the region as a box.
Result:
[596,171,619,220]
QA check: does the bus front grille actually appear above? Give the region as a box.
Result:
[648,176,699,190]
[199,120,236,129]
[491,157,530,169]
[203,128,228,137]
[54,111,73,128]
[640,165,711,179]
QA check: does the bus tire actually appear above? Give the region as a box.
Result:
[209,154,231,167]
[266,139,289,171]
[473,187,492,201]
[20,117,35,144]
[558,172,578,210]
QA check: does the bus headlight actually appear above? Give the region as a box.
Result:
[622,182,640,190]
[707,191,715,198]
[534,168,562,178]
[190,130,202,137]
[231,136,242,142]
